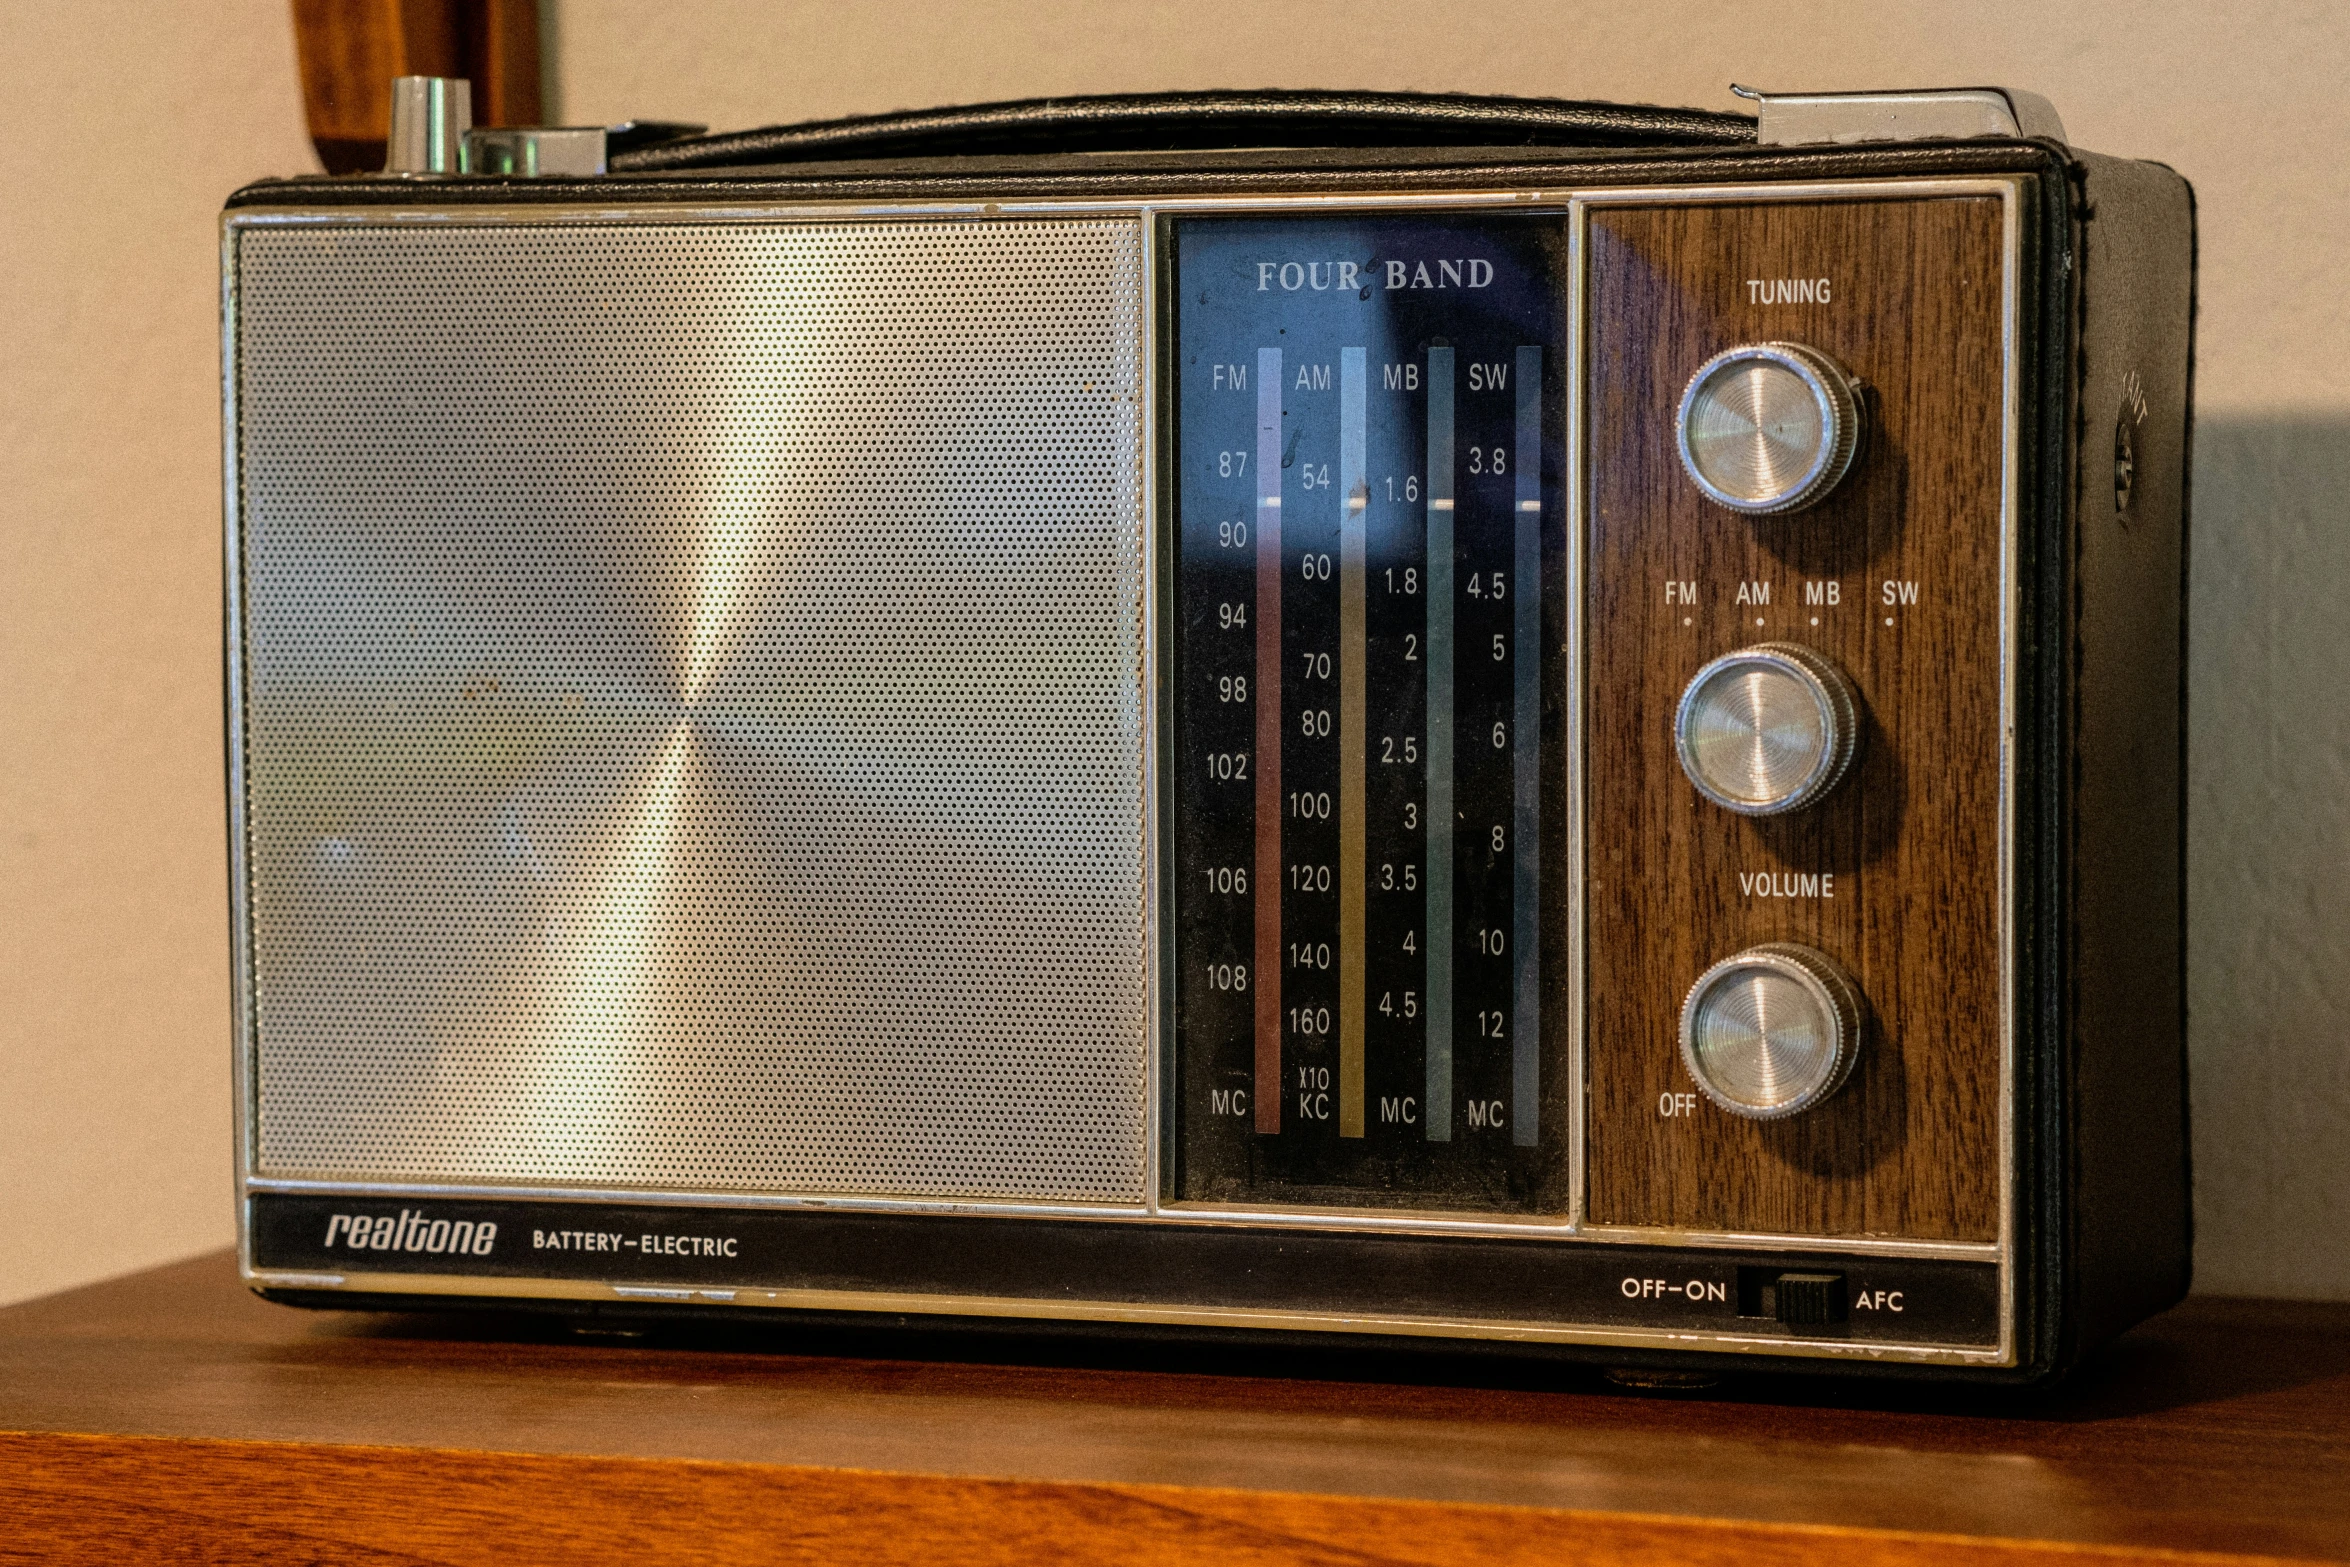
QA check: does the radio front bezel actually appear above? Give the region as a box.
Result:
[220,166,2042,1374]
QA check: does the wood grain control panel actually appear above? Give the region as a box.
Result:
[1580,194,2008,1242]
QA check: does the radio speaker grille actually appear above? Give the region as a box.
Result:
[233,217,1148,1202]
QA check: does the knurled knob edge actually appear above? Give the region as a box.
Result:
[1677,942,1864,1120]
[1676,341,1864,515]
[1673,641,1862,816]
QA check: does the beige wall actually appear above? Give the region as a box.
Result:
[4,0,2345,1305]
[1,1,315,1306]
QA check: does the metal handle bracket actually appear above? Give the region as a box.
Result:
[1730,84,2067,147]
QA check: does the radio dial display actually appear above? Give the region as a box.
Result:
[1170,215,1570,1211]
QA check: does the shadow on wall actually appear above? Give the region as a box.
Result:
[2187,417,2350,1300]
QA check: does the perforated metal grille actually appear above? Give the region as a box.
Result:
[233,216,1148,1201]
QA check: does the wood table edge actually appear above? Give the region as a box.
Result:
[0,1427,2323,1567]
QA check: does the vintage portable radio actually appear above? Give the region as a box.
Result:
[223,84,2193,1383]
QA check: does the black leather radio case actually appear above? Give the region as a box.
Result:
[225,90,2193,1386]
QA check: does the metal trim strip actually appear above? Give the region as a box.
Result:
[221,220,259,1285]
[1138,209,1166,1217]
[1997,177,2023,1368]
[238,1176,1998,1259]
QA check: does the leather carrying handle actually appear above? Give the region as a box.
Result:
[608,89,1756,172]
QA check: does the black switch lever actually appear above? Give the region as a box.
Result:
[1773,1272,1848,1327]
[1736,1267,1849,1328]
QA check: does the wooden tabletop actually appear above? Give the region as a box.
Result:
[2,1251,2343,1565]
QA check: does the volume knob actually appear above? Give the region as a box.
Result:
[1676,343,1863,514]
[1679,944,1862,1119]
[1675,643,1859,816]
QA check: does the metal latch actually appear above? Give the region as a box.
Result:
[464,126,609,177]
[1732,85,2068,147]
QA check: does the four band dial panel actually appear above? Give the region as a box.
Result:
[1168,215,1570,1213]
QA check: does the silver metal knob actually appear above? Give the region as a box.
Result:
[1675,643,1859,816]
[1680,944,1861,1119]
[385,76,472,174]
[1677,343,1863,514]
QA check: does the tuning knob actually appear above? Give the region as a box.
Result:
[1675,643,1859,816]
[1676,343,1863,514]
[1679,944,1861,1119]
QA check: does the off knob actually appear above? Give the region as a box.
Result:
[1674,643,1859,816]
[1679,944,1862,1120]
[1676,342,1863,514]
